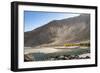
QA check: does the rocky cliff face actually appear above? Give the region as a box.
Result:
[24,14,90,47]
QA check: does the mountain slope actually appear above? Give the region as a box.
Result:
[24,14,90,47]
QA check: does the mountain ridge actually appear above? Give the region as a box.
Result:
[24,14,90,47]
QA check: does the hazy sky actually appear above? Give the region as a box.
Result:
[24,11,80,32]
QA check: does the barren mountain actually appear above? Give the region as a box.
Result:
[24,14,90,47]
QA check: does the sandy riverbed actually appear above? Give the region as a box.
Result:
[24,46,88,54]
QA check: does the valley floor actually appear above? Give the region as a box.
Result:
[24,46,90,62]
